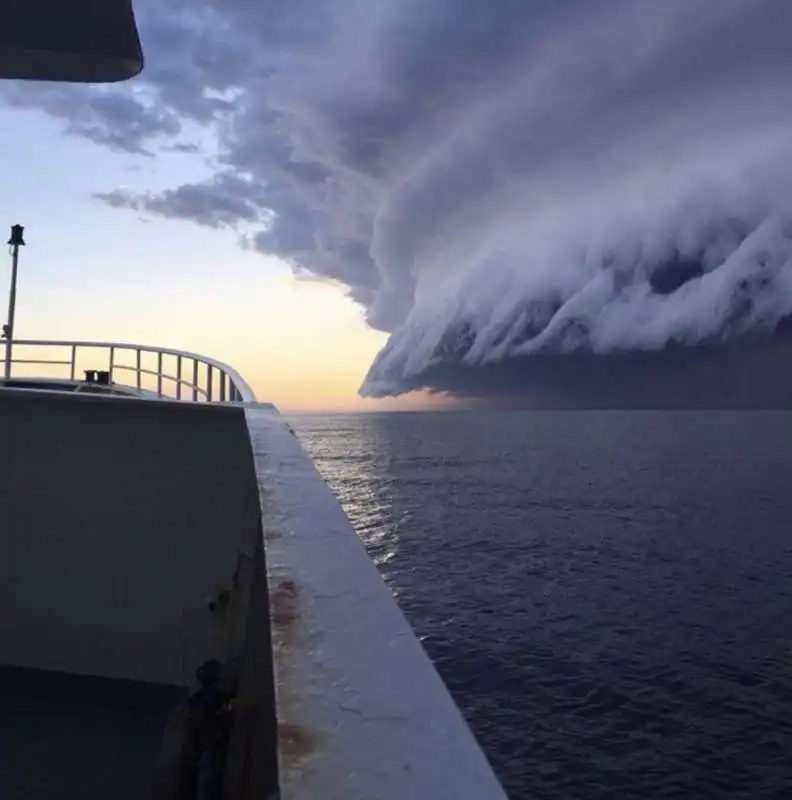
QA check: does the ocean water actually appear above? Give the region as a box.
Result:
[289,410,792,800]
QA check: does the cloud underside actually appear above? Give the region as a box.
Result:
[397,335,792,409]
[6,0,792,402]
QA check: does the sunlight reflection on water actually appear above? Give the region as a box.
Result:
[293,415,402,578]
[289,410,792,800]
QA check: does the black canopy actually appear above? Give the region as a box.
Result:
[0,0,143,83]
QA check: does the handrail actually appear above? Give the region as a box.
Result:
[1,339,257,404]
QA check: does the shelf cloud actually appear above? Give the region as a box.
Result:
[7,0,792,405]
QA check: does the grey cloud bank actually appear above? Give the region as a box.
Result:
[7,0,792,404]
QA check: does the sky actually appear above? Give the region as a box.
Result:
[0,73,448,413]
[3,1,792,409]
[0,105,442,412]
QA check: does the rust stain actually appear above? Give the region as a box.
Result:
[269,578,322,779]
[278,721,319,764]
[271,578,300,646]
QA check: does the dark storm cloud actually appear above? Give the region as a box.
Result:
[0,3,240,152]
[1,81,181,154]
[7,0,792,402]
[410,336,792,410]
[96,173,273,228]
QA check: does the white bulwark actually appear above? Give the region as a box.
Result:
[245,405,508,800]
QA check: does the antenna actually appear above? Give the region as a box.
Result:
[4,224,26,380]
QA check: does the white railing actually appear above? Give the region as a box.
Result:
[1,339,257,404]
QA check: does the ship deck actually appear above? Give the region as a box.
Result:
[0,385,277,798]
[0,666,184,799]
[0,339,507,800]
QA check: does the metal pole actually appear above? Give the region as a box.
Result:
[3,224,25,380]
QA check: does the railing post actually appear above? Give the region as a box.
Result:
[192,360,199,402]
[207,365,213,402]
[136,349,142,391]
[176,355,182,400]
[220,372,226,402]
[157,351,163,397]
[70,344,76,381]
[109,346,115,383]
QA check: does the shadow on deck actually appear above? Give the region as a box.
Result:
[0,388,277,798]
[0,666,185,800]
